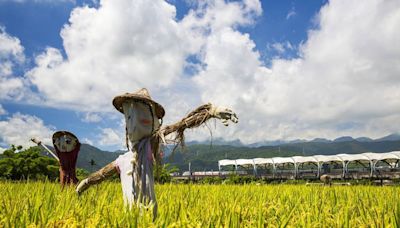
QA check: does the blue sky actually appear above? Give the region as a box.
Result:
[0,0,399,152]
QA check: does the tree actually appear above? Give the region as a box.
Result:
[0,145,59,181]
[89,159,96,166]
[154,163,179,184]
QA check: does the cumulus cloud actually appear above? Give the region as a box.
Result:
[0,104,6,115]
[0,27,24,63]
[8,0,400,144]
[267,41,295,56]
[0,27,26,100]
[193,0,400,142]
[25,0,261,112]
[81,112,102,123]
[26,0,190,112]
[0,0,75,3]
[98,128,124,147]
[82,137,93,145]
[0,113,55,148]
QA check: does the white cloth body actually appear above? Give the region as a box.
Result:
[115,151,135,204]
[114,138,157,214]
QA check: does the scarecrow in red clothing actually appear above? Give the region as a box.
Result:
[32,131,81,186]
[52,131,81,185]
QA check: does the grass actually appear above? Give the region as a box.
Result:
[1,181,400,227]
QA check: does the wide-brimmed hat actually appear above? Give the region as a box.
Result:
[112,88,165,119]
[52,131,80,144]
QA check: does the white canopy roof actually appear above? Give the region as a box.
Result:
[361,152,399,161]
[218,159,236,167]
[235,159,254,166]
[389,151,400,158]
[313,155,343,163]
[292,156,318,164]
[253,158,274,165]
[218,151,400,168]
[336,154,370,162]
[272,157,295,165]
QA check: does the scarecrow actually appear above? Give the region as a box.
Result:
[32,131,81,186]
[76,88,238,216]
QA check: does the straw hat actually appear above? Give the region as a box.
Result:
[52,131,80,144]
[112,88,165,119]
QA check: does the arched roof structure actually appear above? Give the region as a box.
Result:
[313,155,343,163]
[272,157,295,165]
[253,158,274,165]
[218,151,400,177]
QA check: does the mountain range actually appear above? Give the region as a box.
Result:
[27,133,400,173]
[190,133,400,147]
[37,144,123,172]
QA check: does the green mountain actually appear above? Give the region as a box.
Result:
[75,144,123,172]
[38,144,123,173]
[7,139,400,173]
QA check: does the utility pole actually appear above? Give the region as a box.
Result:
[188,162,192,181]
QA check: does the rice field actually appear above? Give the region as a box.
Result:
[1,182,400,227]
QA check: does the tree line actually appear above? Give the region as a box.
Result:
[0,145,88,181]
[0,145,177,183]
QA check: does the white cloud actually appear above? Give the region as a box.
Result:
[98,128,124,147]
[0,113,55,148]
[82,137,93,145]
[26,0,189,112]
[268,41,294,55]
[3,0,399,144]
[193,0,400,142]
[271,42,285,54]
[180,0,262,32]
[286,6,296,20]
[0,27,26,100]
[0,27,24,62]
[0,104,6,115]
[25,0,261,112]
[0,147,5,154]
[81,112,102,123]
[0,0,75,4]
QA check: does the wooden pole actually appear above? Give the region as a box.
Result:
[30,138,59,162]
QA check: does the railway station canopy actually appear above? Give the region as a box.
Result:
[218,151,400,177]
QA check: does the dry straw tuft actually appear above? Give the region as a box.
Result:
[160,103,214,149]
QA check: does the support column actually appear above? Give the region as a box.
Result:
[253,160,257,177]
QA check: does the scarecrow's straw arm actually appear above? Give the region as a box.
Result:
[153,103,237,162]
[152,103,237,174]
[76,161,118,195]
[161,103,214,137]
